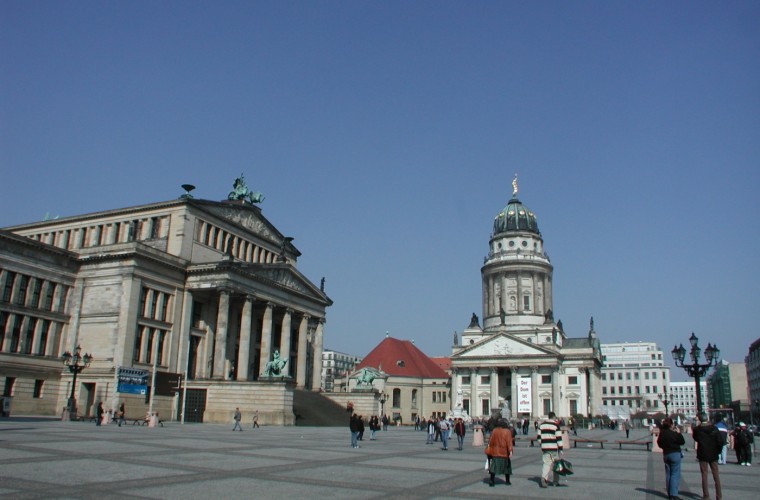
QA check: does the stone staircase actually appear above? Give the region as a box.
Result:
[293,389,349,427]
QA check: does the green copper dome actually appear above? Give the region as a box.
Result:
[493,197,540,235]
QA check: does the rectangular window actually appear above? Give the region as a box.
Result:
[541,375,551,384]
[602,387,607,395]
[192,301,203,328]
[601,373,607,381]
[523,295,531,311]
[30,279,42,308]
[15,275,29,305]
[43,283,56,310]
[33,379,44,398]
[635,386,640,394]
[646,386,651,394]
[568,376,578,385]
[627,386,632,394]
[634,372,639,380]
[569,399,578,415]
[543,398,551,415]
[617,373,623,380]
[626,372,631,380]
[2,272,16,302]
[3,377,15,396]
[462,376,470,384]
[645,372,650,380]
[481,375,490,384]
[611,387,616,394]
[652,372,657,380]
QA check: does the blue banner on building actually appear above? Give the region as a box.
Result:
[117,383,148,395]
[117,367,150,394]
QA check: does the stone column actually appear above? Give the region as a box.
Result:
[552,367,561,416]
[451,369,459,408]
[490,368,499,414]
[578,368,587,416]
[31,318,44,355]
[2,315,16,352]
[516,271,522,313]
[296,315,309,388]
[279,308,292,377]
[470,367,479,417]
[175,290,193,380]
[140,327,150,363]
[531,367,540,418]
[236,295,253,381]
[310,320,324,391]
[258,302,274,377]
[587,368,597,417]
[511,367,519,417]
[212,289,230,379]
[545,275,553,316]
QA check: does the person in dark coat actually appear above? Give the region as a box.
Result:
[657,418,685,500]
[454,418,467,451]
[692,413,722,500]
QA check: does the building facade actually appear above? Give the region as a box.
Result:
[745,338,760,420]
[599,342,671,417]
[353,336,450,423]
[669,381,708,422]
[707,360,749,420]
[321,349,361,392]
[0,181,331,424]
[449,181,603,420]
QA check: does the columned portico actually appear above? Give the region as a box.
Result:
[236,295,253,381]
[213,289,230,379]
[489,368,499,413]
[258,302,274,377]
[310,320,324,391]
[470,367,478,416]
[510,367,518,417]
[296,315,309,388]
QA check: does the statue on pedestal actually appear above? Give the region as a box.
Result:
[263,350,288,377]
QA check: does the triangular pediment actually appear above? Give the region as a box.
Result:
[245,264,327,301]
[201,202,282,242]
[454,333,551,358]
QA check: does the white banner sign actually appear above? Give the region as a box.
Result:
[517,377,532,414]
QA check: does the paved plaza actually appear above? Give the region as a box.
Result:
[0,418,757,499]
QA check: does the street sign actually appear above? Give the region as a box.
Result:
[155,371,182,396]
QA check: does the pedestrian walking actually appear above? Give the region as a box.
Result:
[538,411,563,488]
[454,418,466,451]
[349,413,360,448]
[118,402,126,427]
[692,412,722,500]
[656,417,685,500]
[232,407,243,431]
[96,402,104,427]
[369,415,379,440]
[484,418,513,487]
[439,417,450,450]
[426,417,435,444]
[734,422,753,466]
[625,419,632,439]
[715,415,728,465]
[252,409,260,428]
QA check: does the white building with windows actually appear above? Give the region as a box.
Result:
[669,380,708,421]
[321,349,361,392]
[600,342,671,417]
[448,181,603,420]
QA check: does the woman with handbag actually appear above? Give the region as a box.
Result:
[484,418,513,487]
[656,417,685,500]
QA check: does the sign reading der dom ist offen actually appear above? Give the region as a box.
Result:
[117,367,149,395]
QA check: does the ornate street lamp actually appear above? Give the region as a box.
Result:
[379,391,388,418]
[658,387,674,416]
[61,345,93,420]
[671,333,719,418]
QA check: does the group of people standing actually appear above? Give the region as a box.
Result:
[422,416,467,451]
[483,412,564,489]
[657,412,755,500]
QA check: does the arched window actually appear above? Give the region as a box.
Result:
[411,389,418,409]
[392,388,401,408]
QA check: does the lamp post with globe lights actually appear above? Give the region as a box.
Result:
[671,333,719,418]
[61,345,93,420]
[658,387,674,417]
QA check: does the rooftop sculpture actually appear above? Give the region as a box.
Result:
[228,173,265,204]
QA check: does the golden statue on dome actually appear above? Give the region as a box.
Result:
[511,174,518,197]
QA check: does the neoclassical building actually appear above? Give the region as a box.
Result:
[450,180,603,420]
[0,179,331,424]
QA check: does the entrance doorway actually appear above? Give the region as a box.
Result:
[184,388,207,423]
[83,383,96,417]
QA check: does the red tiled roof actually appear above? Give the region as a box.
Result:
[430,356,451,372]
[356,337,449,379]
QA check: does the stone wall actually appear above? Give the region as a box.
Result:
[198,380,296,425]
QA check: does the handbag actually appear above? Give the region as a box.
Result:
[553,458,574,476]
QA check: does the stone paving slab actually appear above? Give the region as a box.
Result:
[0,419,756,499]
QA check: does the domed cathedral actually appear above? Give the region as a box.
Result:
[450,177,602,421]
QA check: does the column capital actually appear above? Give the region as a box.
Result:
[491,367,498,374]
[531,366,540,373]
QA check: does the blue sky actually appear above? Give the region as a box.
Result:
[2,1,759,381]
